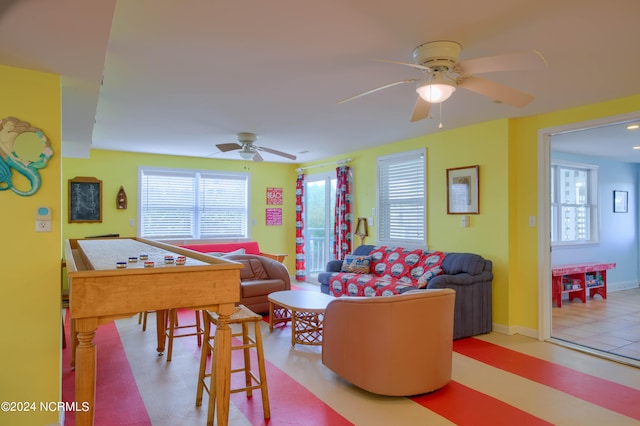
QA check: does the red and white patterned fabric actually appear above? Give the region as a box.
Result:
[295,173,306,281]
[329,246,445,297]
[333,165,352,261]
[329,273,416,297]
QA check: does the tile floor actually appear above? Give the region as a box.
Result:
[552,287,640,362]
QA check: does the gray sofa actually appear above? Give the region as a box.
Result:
[317,245,493,339]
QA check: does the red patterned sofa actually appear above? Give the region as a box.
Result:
[317,245,493,339]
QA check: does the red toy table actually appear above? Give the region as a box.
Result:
[552,262,616,308]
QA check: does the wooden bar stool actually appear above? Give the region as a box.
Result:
[165,309,204,362]
[195,305,270,425]
[137,311,153,331]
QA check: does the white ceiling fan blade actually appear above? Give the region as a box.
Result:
[216,142,242,152]
[252,151,264,162]
[410,96,431,122]
[257,146,297,160]
[337,79,418,104]
[458,75,534,108]
[374,59,431,72]
[456,51,547,75]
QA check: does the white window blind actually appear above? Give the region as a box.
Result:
[139,167,249,240]
[551,161,598,245]
[376,149,426,246]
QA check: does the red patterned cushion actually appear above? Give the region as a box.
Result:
[370,246,424,280]
[328,273,415,297]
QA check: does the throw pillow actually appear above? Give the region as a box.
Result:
[340,254,372,274]
[416,266,444,288]
[238,258,269,280]
[207,248,246,257]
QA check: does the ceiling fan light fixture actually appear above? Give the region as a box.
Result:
[238,145,256,160]
[416,72,456,103]
[417,83,456,103]
[239,151,255,160]
[416,79,456,104]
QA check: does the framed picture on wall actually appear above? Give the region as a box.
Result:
[68,176,103,223]
[446,165,479,214]
[613,190,628,213]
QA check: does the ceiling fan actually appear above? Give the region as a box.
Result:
[338,40,547,122]
[215,132,297,162]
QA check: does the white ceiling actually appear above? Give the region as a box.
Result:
[2,0,640,164]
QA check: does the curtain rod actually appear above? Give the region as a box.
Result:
[296,158,352,173]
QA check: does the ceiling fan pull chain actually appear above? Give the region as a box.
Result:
[438,102,444,129]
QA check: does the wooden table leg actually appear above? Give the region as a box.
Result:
[70,318,78,368]
[75,317,98,426]
[290,309,297,347]
[268,301,274,332]
[156,309,167,354]
[214,303,235,426]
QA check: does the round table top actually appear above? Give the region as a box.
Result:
[268,290,334,312]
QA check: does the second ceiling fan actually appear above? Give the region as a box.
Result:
[216,132,297,162]
[338,40,547,122]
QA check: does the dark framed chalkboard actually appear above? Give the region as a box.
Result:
[68,176,102,223]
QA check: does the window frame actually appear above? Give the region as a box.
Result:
[550,160,599,247]
[375,148,427,248]
[138,166,250,241]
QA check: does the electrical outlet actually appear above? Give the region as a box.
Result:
[36,220,51,232]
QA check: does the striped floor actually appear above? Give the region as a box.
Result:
[62,309,640,425]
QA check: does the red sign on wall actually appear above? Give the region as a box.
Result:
[266,208,282,226]
[266,187,283,205]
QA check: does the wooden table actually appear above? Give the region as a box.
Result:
[268,290,334,346]
[65,237,242,426]
[552,262,616,308]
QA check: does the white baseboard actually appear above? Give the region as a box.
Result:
[608,280,639,292]
[491,323,539,339]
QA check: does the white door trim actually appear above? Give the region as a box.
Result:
[537,110,640,340]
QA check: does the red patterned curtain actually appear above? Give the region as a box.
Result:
[295,172,306,281]
[333,165,352,260]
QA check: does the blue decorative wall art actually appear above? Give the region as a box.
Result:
[0,116,53,197]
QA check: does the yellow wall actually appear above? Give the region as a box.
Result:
[301,119,512,324]
[62,150,298,271]
[508,94,640,331]
[0,65,61,425]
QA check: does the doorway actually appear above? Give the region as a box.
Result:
[303,171,336,280]
[538,111,640,366]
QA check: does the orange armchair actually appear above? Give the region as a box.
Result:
[321,288,455,396]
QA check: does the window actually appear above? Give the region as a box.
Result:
[376,149,426,246]
[551,161,598,245]
[139,167,249,240]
